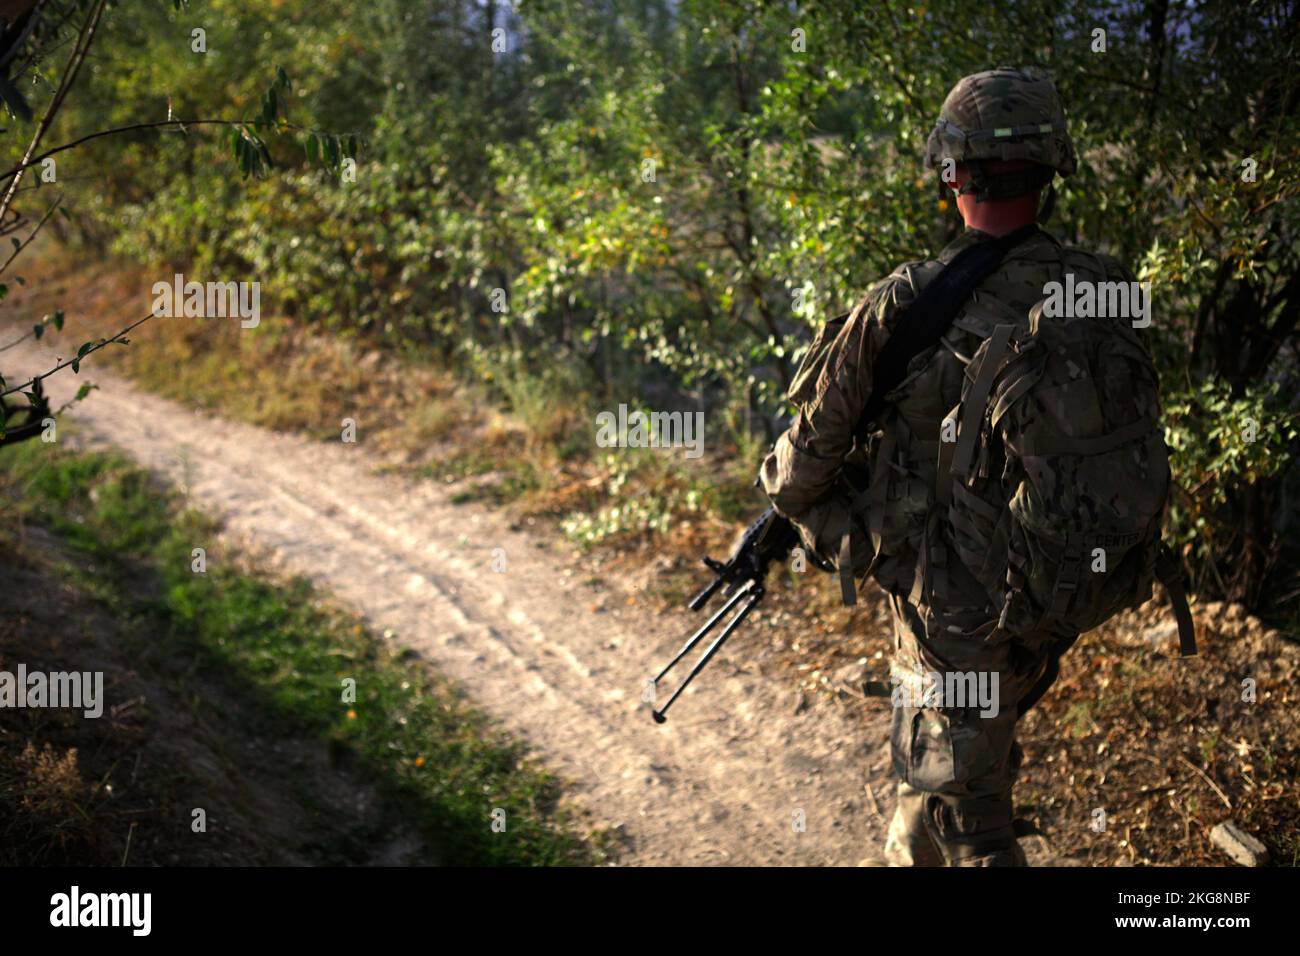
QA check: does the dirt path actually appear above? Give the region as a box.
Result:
[4,337,893,865]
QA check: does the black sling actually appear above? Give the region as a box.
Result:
[852,224,1041,444]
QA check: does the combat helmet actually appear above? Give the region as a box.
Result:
[924,67,1075,207]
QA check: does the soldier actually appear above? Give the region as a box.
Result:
[759,67,1142,866]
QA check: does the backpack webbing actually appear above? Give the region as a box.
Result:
[851,224,1041,445]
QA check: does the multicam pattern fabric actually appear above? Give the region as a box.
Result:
[760,226,1137,606]
[924,66,1077,177]
[946,296,1169,643]
[760,225,1146,866]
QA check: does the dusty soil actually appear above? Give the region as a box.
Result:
[5,322,1295,866]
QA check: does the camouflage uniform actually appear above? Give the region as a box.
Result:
[760,69,1136,866]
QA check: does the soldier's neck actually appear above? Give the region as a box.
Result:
[956,192,1041,237]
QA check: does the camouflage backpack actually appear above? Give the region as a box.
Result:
[936,299,1197,653]
[794,227,1196,657]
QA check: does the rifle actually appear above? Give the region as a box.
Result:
[649,506,799,723]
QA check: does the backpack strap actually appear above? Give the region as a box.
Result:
[1155,543,1198,656]
[837,477,875,606]
[833,226,1042,607]
[949,323,1015,481]
[935,407,959,507]
[852,224,1041,445]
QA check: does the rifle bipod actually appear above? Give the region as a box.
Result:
[649,578,765,723]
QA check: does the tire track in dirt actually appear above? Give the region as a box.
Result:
[4,338,891,865]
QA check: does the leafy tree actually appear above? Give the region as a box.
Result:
[12,0,1299,616]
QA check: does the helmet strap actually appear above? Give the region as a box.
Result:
[1036,181,1057,224]
[957,160,1053,204]
[956,160,990,200]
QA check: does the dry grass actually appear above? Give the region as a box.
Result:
[7,246,477,456]
[645,560,1300,867]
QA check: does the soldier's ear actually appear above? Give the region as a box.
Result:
[938,175,962,219]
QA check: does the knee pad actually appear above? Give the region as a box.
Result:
[923,791,1021,865]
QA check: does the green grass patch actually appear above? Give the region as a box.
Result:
[0,438,609,865]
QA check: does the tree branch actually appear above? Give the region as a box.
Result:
[1,310,155,398]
